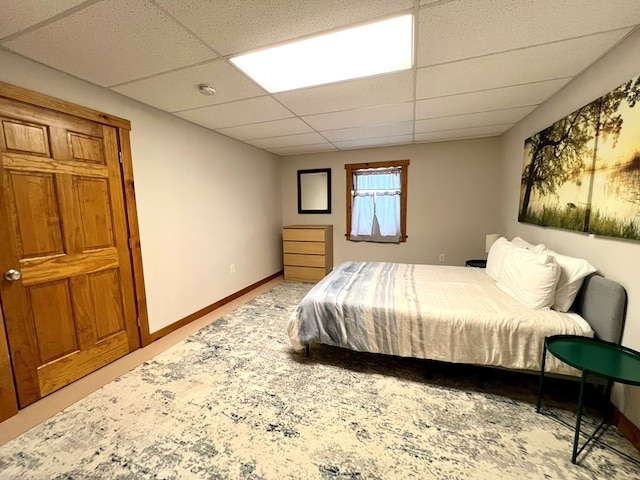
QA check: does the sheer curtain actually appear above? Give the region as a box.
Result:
[350,168,401,243]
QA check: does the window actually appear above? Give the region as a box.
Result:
[345,160,409,243]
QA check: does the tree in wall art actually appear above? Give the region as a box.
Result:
[519,74,640,241]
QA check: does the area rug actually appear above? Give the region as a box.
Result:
[0,281,638,479]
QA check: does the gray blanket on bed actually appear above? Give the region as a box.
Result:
[286,261,592,376]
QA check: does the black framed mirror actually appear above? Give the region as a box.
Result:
[297,168,331,214]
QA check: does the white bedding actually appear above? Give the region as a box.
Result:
[288,261,593,376]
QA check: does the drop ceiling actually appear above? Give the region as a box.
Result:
[1,0,639,156]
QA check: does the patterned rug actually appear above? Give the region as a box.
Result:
[0,281,638,479]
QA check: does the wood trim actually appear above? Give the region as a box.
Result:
[0,306,19,422]
[343,159,410,170]
[400,161,408,242]
[611,404,640,452]
[149,271,283,342]
[344,169,353,240]
[103,125,140,352]
[344,159,410,242]
[117,129,151,347]
[0,81,131,130]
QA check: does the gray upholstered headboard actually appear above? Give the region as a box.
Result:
[571,274,627,344]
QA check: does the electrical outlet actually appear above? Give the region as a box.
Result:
[230,264,236,274]
[438,254,445,263]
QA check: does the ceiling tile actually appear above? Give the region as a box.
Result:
[276,71,414,116]
[415,125,510,143]
[323,122,413,142]
[302,103,413,131]
[416,29,630,99]
[268,143,338,156]
[417,0,640,66]
[0,0,86,39]
[217,118,314,141]
[415,79,569,120]
[155,0,412,56]
[176,96,293,130]
[2,0,215,86]
[415,107,534,133]
[4,1,639,154]
[334,134,413,150]
[247,132,327,149]
[112,60,265,113]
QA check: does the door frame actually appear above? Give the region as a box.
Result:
[0,81,151,422]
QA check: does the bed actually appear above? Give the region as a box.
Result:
[287,260,627,376]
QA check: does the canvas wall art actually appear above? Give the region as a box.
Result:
[519,74,640,241]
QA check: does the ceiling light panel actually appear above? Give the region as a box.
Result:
[231,14,412,93]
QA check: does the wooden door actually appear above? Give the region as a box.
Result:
[0,97,140,408]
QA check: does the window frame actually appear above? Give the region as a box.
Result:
[345,159,409,242]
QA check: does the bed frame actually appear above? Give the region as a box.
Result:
[571,274,627,344]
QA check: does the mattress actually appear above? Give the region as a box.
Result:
[287,261,593,376]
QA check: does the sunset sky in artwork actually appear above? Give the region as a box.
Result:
[595,98,640,169]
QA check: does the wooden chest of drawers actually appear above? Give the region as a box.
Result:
[283,225,333,282]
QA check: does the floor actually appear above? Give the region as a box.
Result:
[0,276,283,447]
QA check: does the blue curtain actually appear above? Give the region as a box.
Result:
[350,169,401,243]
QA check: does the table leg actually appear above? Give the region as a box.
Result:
[572,370,588,464]
[536,341,548,413]
[603,379,613,421]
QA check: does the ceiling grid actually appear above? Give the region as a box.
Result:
[1,0,639,155]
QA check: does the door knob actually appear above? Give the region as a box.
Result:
[3,269,22,281]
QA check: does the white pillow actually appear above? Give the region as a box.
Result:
[486,237,514,281]
[511,236,546,253]
[495,248,560,310]
[511,236,535,249]
[544,250,597,312]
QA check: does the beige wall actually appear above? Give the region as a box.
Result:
[282,139,503,266]
[0,49,283,333]
[499,29,640,425]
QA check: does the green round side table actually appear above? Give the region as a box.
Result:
[536,335,640,464]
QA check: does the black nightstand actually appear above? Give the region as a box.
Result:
[465,259,486,268]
